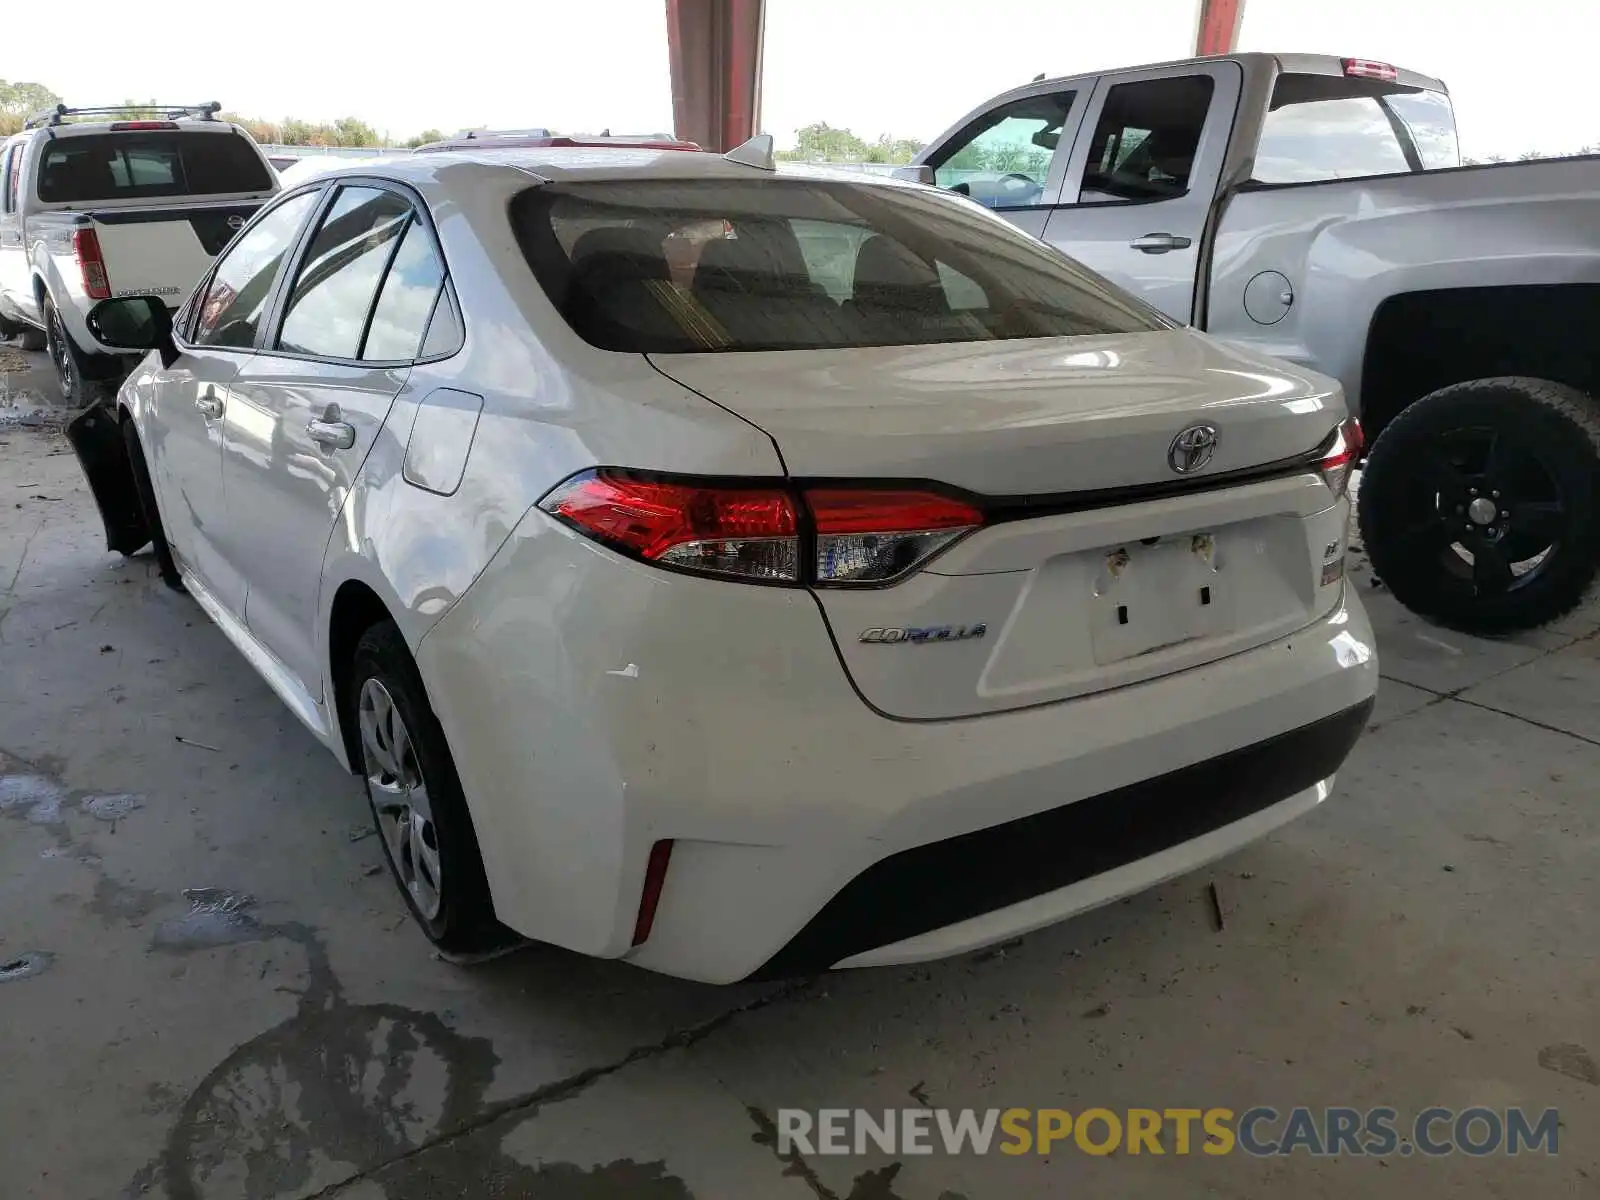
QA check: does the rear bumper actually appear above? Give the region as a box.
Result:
[417,512,1378,984]
[754,698,1369,978]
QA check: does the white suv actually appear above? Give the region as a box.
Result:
[69,143,1377,983]
[0,103,278,403]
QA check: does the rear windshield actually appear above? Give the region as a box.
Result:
[35,131,273,203]
[511,178,1168,353]
[1255,74,1460,184]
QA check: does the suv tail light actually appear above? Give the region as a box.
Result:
[1317,417,1363,498]
[73,229,112,300]
[109,120,180,131]
[539,470,983,586]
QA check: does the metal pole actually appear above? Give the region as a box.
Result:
[1194,0,1247,56]
[664,0,767,152]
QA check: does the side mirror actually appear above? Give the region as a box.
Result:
[892,164,936,186]
[86,296,177,365]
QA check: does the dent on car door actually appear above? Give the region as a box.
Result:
[1040,62,1243,324]
[222,184,445,698]
[921,88,1085,240]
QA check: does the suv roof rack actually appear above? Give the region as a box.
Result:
[24,102,223,130]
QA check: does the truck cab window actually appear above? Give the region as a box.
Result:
[1254,75,1461,184]
[1079,75,1215,203]
[927,93,1075,210]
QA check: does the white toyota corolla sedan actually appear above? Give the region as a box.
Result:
[69,140,1377,983]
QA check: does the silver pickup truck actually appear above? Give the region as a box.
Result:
[0,104,279,404]
[916,52,1600,633]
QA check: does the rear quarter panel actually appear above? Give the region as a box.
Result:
[1207,156,1600,413]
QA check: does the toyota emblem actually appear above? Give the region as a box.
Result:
[226,215,247,230]
[1167,423,1219,474]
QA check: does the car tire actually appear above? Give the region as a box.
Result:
[349,620,500,955]
[120,415,184,589]
[17,323,46,352]
[1359,376,1600,634]
[45,299,104,407]
[0,313,21,340]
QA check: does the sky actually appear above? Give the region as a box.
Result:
[3,0,1593,160]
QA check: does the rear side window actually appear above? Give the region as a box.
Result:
[511,178,1166,354]
[3,144,23,212]
[1079,75,1216,203]
[1255,75,1461,184]
[34,131,273,203]
[278,186,411,359]
[362,217,446,361]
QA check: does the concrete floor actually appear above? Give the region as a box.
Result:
[3,350,1599,1199]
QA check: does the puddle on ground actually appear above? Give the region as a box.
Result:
[0,772,65,815]
[0,951,54,982]
[85,793,143,821]
[152,888,262,952]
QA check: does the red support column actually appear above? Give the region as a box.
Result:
[664,0,767,152]
[1194,0,1247,57]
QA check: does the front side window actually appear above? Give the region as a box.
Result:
[1079,75,1216,203]
[512,177,1167,354]
[192,191,319,348]
[1255,75,1460,183]
[927,93,1074,209]
[277,186,411,359]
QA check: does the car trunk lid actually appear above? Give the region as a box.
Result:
[651,330,1354,719]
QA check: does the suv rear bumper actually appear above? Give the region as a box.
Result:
[417,513,1378,983]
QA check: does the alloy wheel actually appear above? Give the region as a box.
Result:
[1395,426,1570,596]
[359,677,443,920]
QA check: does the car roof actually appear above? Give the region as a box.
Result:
[301,146,920,190]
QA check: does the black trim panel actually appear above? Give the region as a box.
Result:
[748,697,1373,980]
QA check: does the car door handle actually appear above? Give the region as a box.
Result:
[307,418,356,451]
[195,391,224,419]
[1130,233,1193,254]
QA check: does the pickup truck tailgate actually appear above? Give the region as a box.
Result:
[90,203,263,304]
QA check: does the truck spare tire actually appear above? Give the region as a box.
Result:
[1359,377,1600,634]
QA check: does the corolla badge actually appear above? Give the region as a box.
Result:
[1167,423,1219,474]
[859,624,987,645]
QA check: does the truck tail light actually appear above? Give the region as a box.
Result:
[73,229,112,300]
[1317,418,1364,498]
[538,471,985,586]
[109,120,180,131]
[806,489,983,585]
[1342,58,1399,82]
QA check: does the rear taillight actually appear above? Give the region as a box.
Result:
[538,470,984,586]
[807,489,983,585]
[1342,58,1399,82]
[73,229,112,300]
[539,471,800,583]
[1317,417,1364,498]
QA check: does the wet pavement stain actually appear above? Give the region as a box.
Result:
[1538,1043,1600,1086]
[124,915,700,1200]
[0,950,54,982]
[85,792,144,821]
[152,888,264,953]
[748,1107,912,1200]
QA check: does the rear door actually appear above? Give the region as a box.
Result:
[221,182,446,696]
[1040,62,1242,323]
